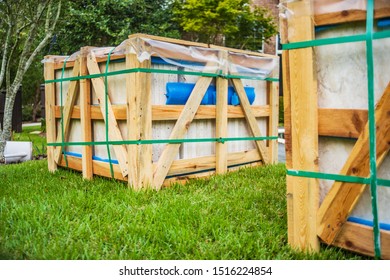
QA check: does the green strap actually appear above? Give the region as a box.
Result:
[44,67,279,84]
[47,136,278,147]
[105,48,115,178]
[366,0,381,259]
[282,30,390,50]
[60,56,70,167]
[287,169,370,184]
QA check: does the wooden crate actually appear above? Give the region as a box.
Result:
[281,0,390,258]
[43,34,279,190]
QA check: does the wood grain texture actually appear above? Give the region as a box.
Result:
[317,82,390,245]
[153,75,213,190]
[231,78,269,164]
[80,47,93,179]
[314,7,390,27]
[55,105,270,121]
[44,61,58,172]
[318,108,367,139]
[333,222,390,259]
[87,52,128,178]
[216,51,228,174]
[287,0,320,251]
[126,52,153,189]
[59,149,260,187]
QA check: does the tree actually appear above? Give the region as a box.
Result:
[173,0,277,50]
[0,0,62,162]
[54,0,180,55]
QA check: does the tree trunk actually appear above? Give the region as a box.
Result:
[32,84,41,122]
[0,85,19,162]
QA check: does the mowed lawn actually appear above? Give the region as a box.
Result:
[0,159,367,260]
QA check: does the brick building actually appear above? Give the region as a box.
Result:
[251,0,280,54]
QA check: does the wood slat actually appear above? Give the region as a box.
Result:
[317,82,390,245]
[44,62,57,172]
[314,7,390,27]
[55,105,270,121]
[333,222,390,259]
[216,51,228,174]
[281,15,294,245]
[318,108,367,139]
[80,47,93,179]
[287,0,320,251]
[231,78,269,164]
[126,51,152,189]
[152,75,213,190]
[58,149,261,187]
[53,59,81,164]
[87,52,129,178]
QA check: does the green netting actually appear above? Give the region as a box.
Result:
[283,0,388,258]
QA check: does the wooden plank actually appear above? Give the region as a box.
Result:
[126,51,153,189]
[267,69,279,164]
[80,47,93,179]
[87,51,129,178]
[231,78,269,164]
[318,108,367,139]
[53,59,81,164]
[168,149,261,177]
[280,14,295,245]
[333,222,390,260]
[153,75,213,190]
[59,149,261,187]
[216,51,228,174]
[44,60,57,172]
[314,7,390,27]
[317,82,390,245]
[287,0,319,251]
[58,155,124,181]
[55,105,270,121]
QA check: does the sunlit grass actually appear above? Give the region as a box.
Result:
[0,160,367,260]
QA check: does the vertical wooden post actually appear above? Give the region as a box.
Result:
[281,16,295,244]
[267,69,279,164]
[80,47,93,179]
[44,58,57,172]
[216,50,228,174]
[286,0,320,251]
[126,43,152,189]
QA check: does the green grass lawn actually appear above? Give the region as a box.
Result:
[0,159,368,260]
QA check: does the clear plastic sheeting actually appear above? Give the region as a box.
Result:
[42,34,278,80]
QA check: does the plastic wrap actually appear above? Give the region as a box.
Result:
[43,35,278,80]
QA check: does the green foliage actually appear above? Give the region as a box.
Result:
[173,0,278,50]
[0,160,367,260]
[53,0,180,55]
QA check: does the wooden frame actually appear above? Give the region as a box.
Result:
[282,1,390,258]
[44,34,279,190]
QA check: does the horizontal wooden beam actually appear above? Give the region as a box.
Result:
[314,7,390,26]
[58,149,262,186]
[318,108,367,139]
[55,105,270,121]
[168,149,262,177]
[333,222,390,259]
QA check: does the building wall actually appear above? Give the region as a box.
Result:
[251,0,280,54]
